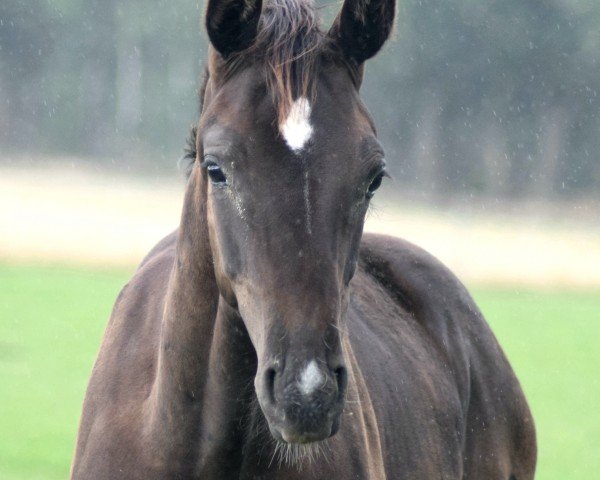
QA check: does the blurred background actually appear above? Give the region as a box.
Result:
[0,0,598,479]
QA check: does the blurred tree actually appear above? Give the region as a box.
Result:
[0,0,598,196]
[1,0,203,161]
[363,0,599,198]
[0,0,53,147]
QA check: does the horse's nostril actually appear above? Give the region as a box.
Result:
[265,368,277,405]
[334,366,348,398]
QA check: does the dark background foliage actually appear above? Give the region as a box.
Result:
[1,0,598,197]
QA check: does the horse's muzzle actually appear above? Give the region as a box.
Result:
[257,360,348,444]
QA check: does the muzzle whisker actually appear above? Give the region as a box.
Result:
[269,438,332,470]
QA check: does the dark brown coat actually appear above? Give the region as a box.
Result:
[71,0,536,477]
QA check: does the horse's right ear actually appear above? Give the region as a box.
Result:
[328,0,395,67]
[205,0,263,58]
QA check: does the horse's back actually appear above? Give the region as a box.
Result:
[352,233,536,479]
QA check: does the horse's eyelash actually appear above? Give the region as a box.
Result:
[200,156,219,168]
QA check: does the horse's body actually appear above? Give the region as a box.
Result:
[71,0,536,477]
[72,232,535,479]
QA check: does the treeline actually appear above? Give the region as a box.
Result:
[0,0,203,160]
[1,0,599,197]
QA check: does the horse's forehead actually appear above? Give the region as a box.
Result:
[205,70,265,133]
[204,64,373,156]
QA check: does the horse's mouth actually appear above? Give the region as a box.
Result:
[267,414,341,444]
[276,428,329,444]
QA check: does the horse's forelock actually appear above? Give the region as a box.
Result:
[228,0,324,125]
[187,0,325,170]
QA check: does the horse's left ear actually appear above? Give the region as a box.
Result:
[205,0,263,58]
[328,0,396,67]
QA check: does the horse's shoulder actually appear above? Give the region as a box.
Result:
[357,232,498,380]
[358,232,476,319]
[76,234,179,456]
[357,234,536,478]
[358,232,531,411]
[89,232,177,394]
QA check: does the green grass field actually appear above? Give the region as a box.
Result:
[0,264,598,479]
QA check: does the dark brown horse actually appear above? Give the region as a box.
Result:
[71,0,536,478]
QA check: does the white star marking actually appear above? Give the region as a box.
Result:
[280,97,313,153]
[298,360,324,396]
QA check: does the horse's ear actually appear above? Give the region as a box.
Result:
[328,0,395,66]
[205,0,263,58]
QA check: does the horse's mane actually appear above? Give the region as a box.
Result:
[182,0,324,174]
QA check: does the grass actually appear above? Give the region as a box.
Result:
[471,287,600,479]
[0,264,132,480]
[0,264,598,479]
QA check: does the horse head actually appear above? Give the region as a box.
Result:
[192,0,395,444]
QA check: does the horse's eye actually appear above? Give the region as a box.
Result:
[202,158,228,186]
[366,171,385,199]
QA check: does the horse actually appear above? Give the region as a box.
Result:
[70,0,537,478]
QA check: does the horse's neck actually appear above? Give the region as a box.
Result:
[195,301,258,476]
[144,171,221,470]
[143,170,257,477]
